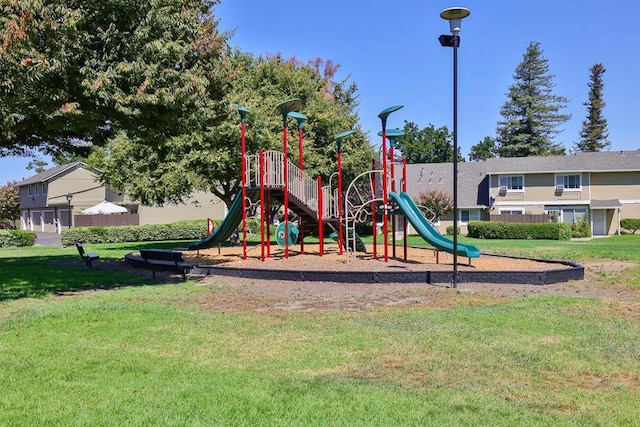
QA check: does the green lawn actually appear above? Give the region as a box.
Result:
[1,237,639,425]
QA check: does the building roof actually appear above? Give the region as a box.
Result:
[17,162,99,186]
[401,150,640,209]
[482,150,640,174]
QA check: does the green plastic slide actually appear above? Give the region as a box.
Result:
[188,190,252,250]
[388,192,480,258]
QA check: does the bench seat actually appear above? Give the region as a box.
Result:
[139,249,196,281]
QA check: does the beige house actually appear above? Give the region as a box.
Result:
[17,162,226,233]
[404,150,640,236]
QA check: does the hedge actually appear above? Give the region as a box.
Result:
[60,219,265,246]
[621,218,640,234]
[0,230,37,247]
[466,221,571,240]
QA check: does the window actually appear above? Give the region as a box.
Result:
[460,209,481,224]
[34,184,39,196]
[498,175,524,191]
[41,183,47,195]
[555,174,581,190]
[500,209,524,215]
[562,208,587,224]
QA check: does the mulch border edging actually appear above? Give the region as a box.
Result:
[125,253,584,285]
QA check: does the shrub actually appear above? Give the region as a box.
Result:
[467,221,571,240]
[621,218,640,234]
[0,230,37,247]
[570,217,591,239]
[445,225,460,236]
[61,220,208,246]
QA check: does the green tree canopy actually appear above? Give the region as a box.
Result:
[395,121,463,164]
[577,63,610,152]
[97,52,373,207]
[0,0,229,158]
[0,181,19,226]
[496,42,570,157]
[468,136,497,162]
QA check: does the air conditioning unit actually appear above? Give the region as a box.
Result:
[555,185,564,192]
[498,186,507,193]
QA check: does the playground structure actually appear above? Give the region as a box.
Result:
[187,100,481,265]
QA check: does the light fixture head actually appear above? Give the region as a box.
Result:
[440,7,470,36]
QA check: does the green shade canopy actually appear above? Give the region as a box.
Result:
[335,130,356,140]
[276,98,302,116]
[377,129,404,138]
[237,106,249,122]
[288,111,307,128]
[377,105,404,126]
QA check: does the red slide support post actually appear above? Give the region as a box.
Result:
[318,176,323,256]
[377,105,403,263]
[238,106,249,260]
[276,99,302,260]
[259,150,265,262]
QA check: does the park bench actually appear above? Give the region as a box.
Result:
[76,242,100,268]
[139,249,196,281]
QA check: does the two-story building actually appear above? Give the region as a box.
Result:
[17,162,226,233]
[404,150,640,236]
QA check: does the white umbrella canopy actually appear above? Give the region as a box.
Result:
[82,201,129,215]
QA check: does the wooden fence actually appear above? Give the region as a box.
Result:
[74,214,140,227]
[489,214,550,223]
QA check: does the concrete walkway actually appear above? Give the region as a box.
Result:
[34,232,63,247]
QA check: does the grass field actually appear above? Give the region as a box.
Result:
[1,236,639,425]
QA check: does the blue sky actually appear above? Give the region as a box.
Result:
[2,0,639,183]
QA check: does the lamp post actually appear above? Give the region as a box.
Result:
[238,106,250,260]
[378,128,405,258]
[275,98,302,259]
[377,105,403,262]
[335,130,356,255]
[65,193,73,228]
[439,6,470,288]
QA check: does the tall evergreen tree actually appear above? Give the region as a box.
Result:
[496,42,570,157]
[577,63,610,152]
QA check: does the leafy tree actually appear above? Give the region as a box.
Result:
[577,63,610,152]
[0,0,229,158]
[395,121,463,164]
[468,136,497,161]
[26,159,48,173]
[496,42,570,157]
[0,181,19,227]
[97,52,373,207]
[413,189,453,221]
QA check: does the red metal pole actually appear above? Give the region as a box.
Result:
[337,147,344,255]
[390,143,396,259]
[298,126,304,254]
[283,117,289,259]
[371,158,377,259]
[241,120,247,260]
[382,128,388,262]
[260,150,265,262]
[403,157,408,261]
[318,176,323,256]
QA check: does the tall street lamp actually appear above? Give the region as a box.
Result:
[377,105,403,262]
[335,130,356,255]
[65,193,73,228]
[439,6,470,288]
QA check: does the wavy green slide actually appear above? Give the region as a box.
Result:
[389,192,480,258]
[188,190,253,250]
